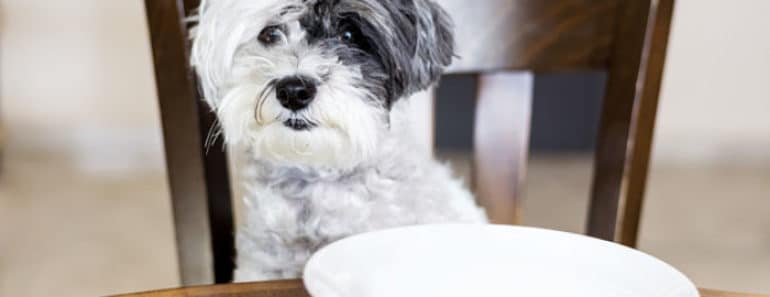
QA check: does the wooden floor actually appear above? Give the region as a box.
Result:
[1,150,769,297]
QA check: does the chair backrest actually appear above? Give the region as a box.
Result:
[145,0,676,285]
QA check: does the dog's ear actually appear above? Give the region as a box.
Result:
[406,0,455,91]
[189,0,254,110]
[384,0,454,101]
[189,1,228,109]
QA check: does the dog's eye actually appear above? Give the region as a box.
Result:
[258,26,285,45]
[339,28,367,50]
[340,30,356,43]
[338,21,362,46]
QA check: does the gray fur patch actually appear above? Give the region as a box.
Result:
[297,0,455,106]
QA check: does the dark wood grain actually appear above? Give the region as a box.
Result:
[473,73,533,225]
[618,0,676,248]
[586,0,654,241]
[701,290,770,297]
[111,280,309,297]
[144,0,234,285]
[183,0,200,16]
[441,0,617,73]
[111,281,767,297]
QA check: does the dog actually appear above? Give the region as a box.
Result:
[190,0,487,281]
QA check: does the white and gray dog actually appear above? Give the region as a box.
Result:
[190,0,487,281]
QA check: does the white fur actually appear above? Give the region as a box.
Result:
[190,0,488,282]
[192,0,383,169]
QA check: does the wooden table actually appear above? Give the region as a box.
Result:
[112,280,768,297]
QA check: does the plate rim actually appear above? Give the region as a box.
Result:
[303,224,699,297]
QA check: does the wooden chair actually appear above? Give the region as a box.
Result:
[145,0,674,286]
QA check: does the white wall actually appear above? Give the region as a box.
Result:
[653,0,770,166]
[1,0,164,173]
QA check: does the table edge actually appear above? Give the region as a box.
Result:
[109,280,768,297]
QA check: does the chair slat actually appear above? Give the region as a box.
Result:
[473,73,534,225]
[441,0,617,73]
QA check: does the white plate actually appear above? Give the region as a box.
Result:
[303,224,699,297]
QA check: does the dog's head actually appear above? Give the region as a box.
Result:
[191,0,454,169]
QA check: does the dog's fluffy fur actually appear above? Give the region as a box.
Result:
[190,0,487,281]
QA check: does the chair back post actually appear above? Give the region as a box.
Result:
[587,0,673,244]
[618,0,677,247]
[145,0,235,285]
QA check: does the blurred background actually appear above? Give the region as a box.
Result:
[1,0,768,296]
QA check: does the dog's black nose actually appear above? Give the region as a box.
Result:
[275,76,317,111]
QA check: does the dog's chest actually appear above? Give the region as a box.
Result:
[247,163,409,242]
[240,150,484,257]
